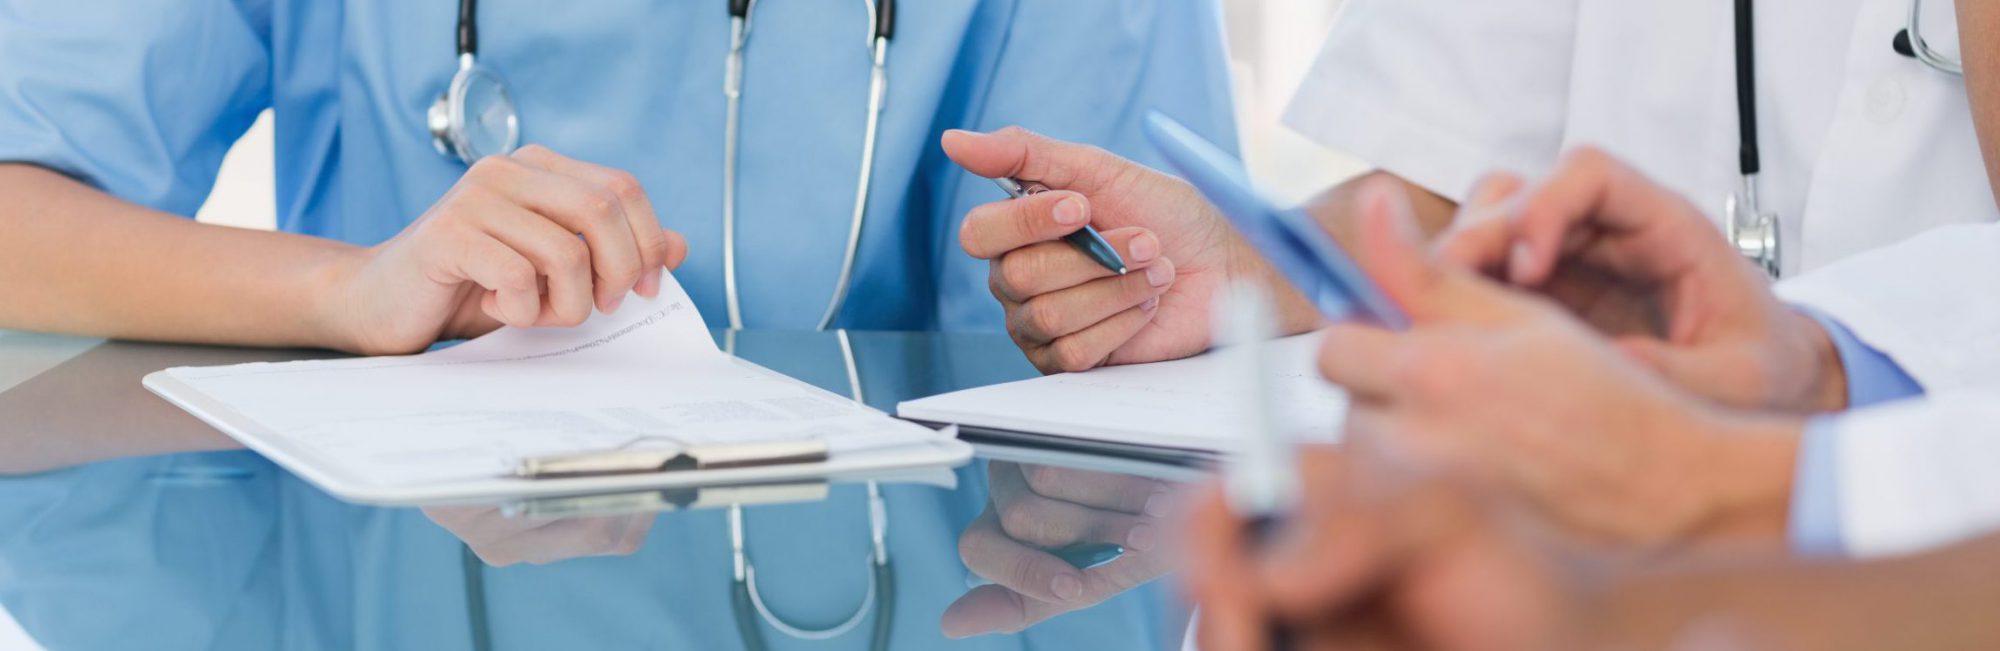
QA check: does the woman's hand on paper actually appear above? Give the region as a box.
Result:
[424,506,656,566]
[942,462,1181,637]
[1434,148,1843,413]
[943,128,1312,373]
[1316,179,1797,546]
[321,145,689,355]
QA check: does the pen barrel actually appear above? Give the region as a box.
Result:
[1061,228,1127,274]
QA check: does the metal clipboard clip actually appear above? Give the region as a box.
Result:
[501,480,832,519]
[513,439,831,479]
[502,439,835,519]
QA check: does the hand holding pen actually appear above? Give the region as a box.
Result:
[942,127,1252,374]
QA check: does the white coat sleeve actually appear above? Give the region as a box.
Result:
[1282,0,1579,202]
[1774,224,2000,393]
[1823,389,2000,558]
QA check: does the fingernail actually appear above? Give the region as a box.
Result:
[1144,491,1172,518]
[1140,296,1160,313]
[1128,232,1160,262]
[640,267,662,298]
[1391,195,1424,244]
[1053,198,1087,226]
[1145,263,1172,287]
[1050,574,1083,601]
[1508,242,1533,283]
[1126,523,1158,552]
[605,293,625,314]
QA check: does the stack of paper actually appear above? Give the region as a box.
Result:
[144,274,968,504]
[897,334,1347,455]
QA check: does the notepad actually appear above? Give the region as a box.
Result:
[143,274,969,505]
[896,334,1346,455]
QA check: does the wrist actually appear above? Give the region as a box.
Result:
[1687,412,1807,546]
[1226,239,1325,336]
[302,244,374,353]
[1789,308,1849,412]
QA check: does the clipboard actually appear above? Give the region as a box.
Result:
[144,369,975,506]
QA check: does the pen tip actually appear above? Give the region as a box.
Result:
[1116,266,1129,275]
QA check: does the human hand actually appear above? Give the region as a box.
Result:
[1318,179,1800,545]
[942,128,1312,373]
[943,462,1181,637]
[424,506,655,566]
[322,145,689,355]
[1435,148,1844,412]
[1185,448,1587,651]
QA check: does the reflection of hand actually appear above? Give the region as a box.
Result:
[424,506,655,567]
[942,462,1180,637]
[943,128,1312,373]
[1318,179,1799,545]
[1186,448,1586,651]
[1435,149,1842,412]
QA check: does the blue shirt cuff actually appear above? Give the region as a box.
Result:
[1801,309,1924,407]
[1789,417,1847,556]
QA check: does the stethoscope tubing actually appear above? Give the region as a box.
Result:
[722,0,895,332]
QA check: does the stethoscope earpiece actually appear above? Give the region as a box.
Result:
[1893,28,1917,58]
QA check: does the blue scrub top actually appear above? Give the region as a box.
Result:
[0,0,1238,332]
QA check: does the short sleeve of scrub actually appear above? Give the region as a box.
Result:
[0,0,273,215]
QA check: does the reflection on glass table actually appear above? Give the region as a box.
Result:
[0,329,1201,650]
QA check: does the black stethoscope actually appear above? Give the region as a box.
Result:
[1728,0,1963,277]
[428,0,898,332]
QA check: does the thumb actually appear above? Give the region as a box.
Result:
[941,127,1124,192]
[1355,179,1476,322]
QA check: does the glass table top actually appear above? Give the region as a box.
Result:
[0,329,1203,650]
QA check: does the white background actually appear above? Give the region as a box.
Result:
[0,3,1358,648]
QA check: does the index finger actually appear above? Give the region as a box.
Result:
[1509,147,1715,286]
[940,127,1129,193]
[959,190,1091,259]
[513,145,686,298]
[1017,464,1172,515]
[1434,173,1528,275]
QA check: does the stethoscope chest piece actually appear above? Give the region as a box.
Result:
[1725,185,1781,278]
[429,56,520,163]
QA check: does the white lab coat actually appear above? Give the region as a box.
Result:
[1288,0,1994,275]
[1776,225,2000,558]
[1288,0,2000,558]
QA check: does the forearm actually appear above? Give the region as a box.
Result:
[1587,534,2000,650]
[0,164,361,349]
[1259,171,1459,334]
[1301,170,1460,247]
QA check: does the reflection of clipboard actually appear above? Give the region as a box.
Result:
[498,464,961,519]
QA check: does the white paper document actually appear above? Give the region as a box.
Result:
[897,334,1346,453]
[145,274,961,503]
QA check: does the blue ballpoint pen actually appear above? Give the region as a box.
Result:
[993,177,1128,275]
